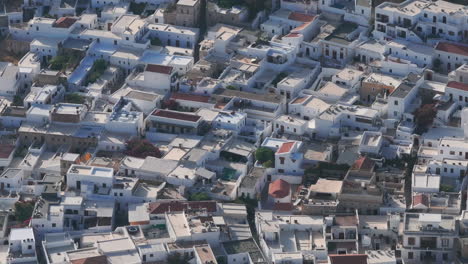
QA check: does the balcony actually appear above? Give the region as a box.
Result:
[376,14,389,23]
[420,237,437,249]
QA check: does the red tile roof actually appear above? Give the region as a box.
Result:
[171,92,211,103]
[413,194,429,207]
[284,32,301,38]
[277,142,295,154]
[329,254,368,264]
[288,12,315,22]
[447,81,468,92]
[351,156,375,171]
[273,202,293,211]
[152,109,201,122]
[148,201,217,214]
[269,179,290,198]
[146,64,173,74]
[435,42,468,57]
[0,145,15,159]
[71,256,109,264]
[53,17,77,28]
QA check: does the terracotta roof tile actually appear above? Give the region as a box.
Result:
[413,194,429,207]
[329,254,368,264]
[277,142,295,154]
[71,256,108,264]
[171,92,211,103]
[436,42,468,57]
[273,202,293,211]
[447,81,468,92]
[53,17,77,28]
[269,179,290,198]
[351,156,375,171]
[0,145,15,159]
[288,12,315,22]
[146,64,173,74]
[152,109,201,122]
[284,32,301,38]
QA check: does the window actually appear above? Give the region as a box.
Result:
[278,169,284,173]
[442,239,449,247]
[279,157,285,165]
[442,253,448,261]
[52,223,56,227]
[28,245,32,250]
[394,100,398,105]
[408,252,413,259]
[408,237,415,245]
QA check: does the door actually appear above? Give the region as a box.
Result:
[76,181,81,190]
[280,125,284,133]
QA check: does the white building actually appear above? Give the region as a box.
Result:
[67,165,114,191]
[8,228,37,264]
[434,42,468,73]
[0,62,20,96]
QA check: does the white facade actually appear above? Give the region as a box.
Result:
[67,165,114,190]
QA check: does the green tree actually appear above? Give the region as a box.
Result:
[440,184,454,192]
[65,93,86,104]
[86,59,107,84]
[129,2,146,15]
[12,95,23,106]
[190,192,210,201]
[263,160,274,168]
[167,252,190,264]
[255,147,274,164]
[150,37,162,46]
[432,58,442,73]
[14,201,35,222]
[414,103,437,134]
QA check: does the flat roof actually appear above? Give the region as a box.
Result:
[309,179,343,194]
[68,165,113,177]
[151,109,201,122]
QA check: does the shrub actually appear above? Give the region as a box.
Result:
[65,93,86,104]
[125,139,162,158]
[255,147,274,164]
[263,160,274,168]
[14,201,35,222]
[190,192,210,201]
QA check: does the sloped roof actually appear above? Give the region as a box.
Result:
[413,194,429,207]
[268,179,290,198]
[351,156,375,171]
[329,254,368,264]
[277,142,295,154]
[145,64,173,74]
[435,42,468,56]
[53,17,77,28]
[447,81,468,92]
[288,12,315,22]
